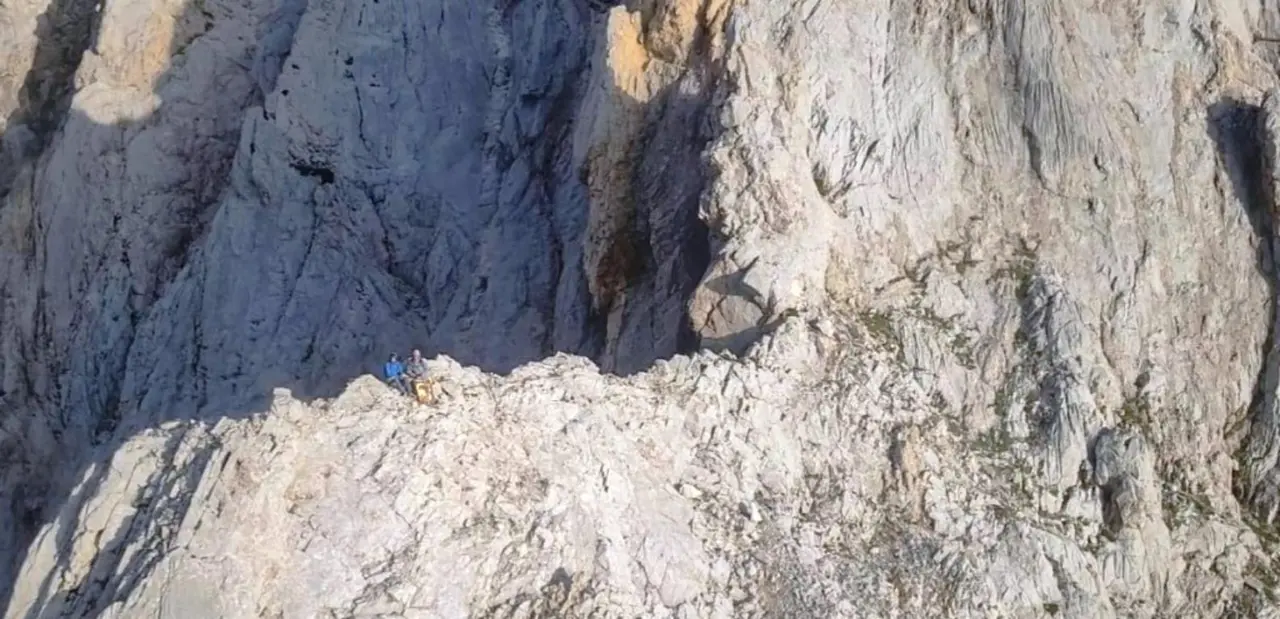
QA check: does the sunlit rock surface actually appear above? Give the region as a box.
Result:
[2,0,1280,616]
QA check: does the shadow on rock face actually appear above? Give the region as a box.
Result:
[0,0,108,609]
[1207,99,1274,244]
[9,429,217,619]
[0,0,102,202]
[0,0,724,615]
[1207,97,1280,523]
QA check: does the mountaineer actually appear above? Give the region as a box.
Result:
[404,349,438,404]
[384,353,409,395]
[405,349,428,380]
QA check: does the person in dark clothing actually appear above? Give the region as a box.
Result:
[384,354,409,395]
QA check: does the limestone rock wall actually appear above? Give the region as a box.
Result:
[0,0,721,597]
[3,0,1280,615]
[3,320,1274,618]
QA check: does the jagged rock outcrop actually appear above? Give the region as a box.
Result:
[3,0,1280,616]
[6,319,1276,618]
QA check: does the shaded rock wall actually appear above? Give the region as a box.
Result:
[0,0,725,605]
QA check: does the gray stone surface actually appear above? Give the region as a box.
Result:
[1,0,1280,615]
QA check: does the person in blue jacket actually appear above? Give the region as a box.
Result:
[384,353,409,395]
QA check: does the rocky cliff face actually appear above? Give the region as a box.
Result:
[3,0,1280,616]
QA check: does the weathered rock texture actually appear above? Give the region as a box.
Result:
[3,0,1280,615]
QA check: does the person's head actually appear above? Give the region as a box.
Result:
[412,349,422,359]
[389,353,399,363]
